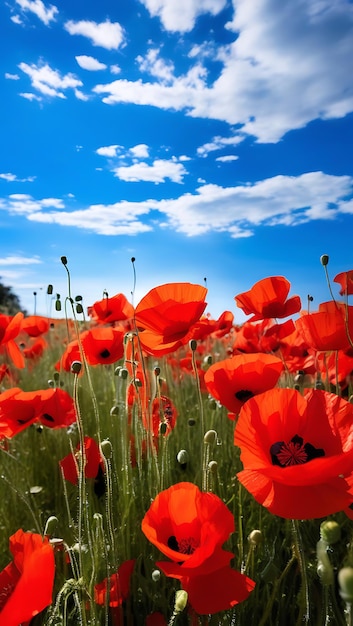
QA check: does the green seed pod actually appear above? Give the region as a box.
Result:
[204,429,217,444]
[338,567,353,602]
[320,520,341,545]
[177,449,188,465]
[320,254,329,266]
[71,361,82,374]
[248,529,263,547]
[100,439,113,460]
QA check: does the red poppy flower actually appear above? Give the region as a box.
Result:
[0,312,25,368]
[296,301,353,352]
[60,436,104,484]
[204,353,284,417]
[55,339,82,374]
[35,388,76,428]
[146,395,178,438]
[21,315,50,337]
[0,528,55,626]
[22,336,47,362]
[0,388,40,439]
[235,276,301,321]
[94,559,135,609]
[90,293,134,324]
[80,326,125,365]
[134,283,207,356]
[142,482,254,614]
[334,270,353,296]
[234,388,353,519]
[233,319,295,354]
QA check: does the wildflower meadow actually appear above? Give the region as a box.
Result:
[1,255,353,626]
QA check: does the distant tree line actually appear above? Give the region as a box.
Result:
[0,279,25,315]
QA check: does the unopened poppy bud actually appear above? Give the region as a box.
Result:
[44,515,58,537]
[203,354,212,366]
[134,378,142,387]
[53,372,60,382]
[48,379,55,388]
[55,299,61,312]
[189,339,197,351]
[204,429,217,444]
[119,368,129,379]
[47,284,53,295]
[76,303,83,314]
[71,361,82,374]
[338,567,353,602]
[248,529,262,547]
[61,256,68,265]
[151,569,161,582]
[316,538,334,585]
[110,405,119,416]
[320,520,341,545]
[208,460,218,474]
[188,418,196,426]
[154,367,161,376]
[159,422,167,435]
[320,254,329,266]
[101,439,112,459]
[174,589,188,613]
[208,398,217,410]
[177,449,188,464]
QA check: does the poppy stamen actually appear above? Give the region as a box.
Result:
[167,535,198,554]
[235,389,254,402]
[99,349,111,358]
[270,434,325,467]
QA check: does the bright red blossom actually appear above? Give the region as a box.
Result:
[80,326,125,365]
[0,312,25,368]
[0,529,55,626]
[135,283,207,356]
[141,482,254,614]
[204,353,284,417]
[60,436,104,484]
[334,270,353,296]
[235,276,301,321]
[89,292,134,324]
[296,301,353,352]
[234,388,353,519]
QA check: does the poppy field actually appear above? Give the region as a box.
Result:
[1,255,353,625]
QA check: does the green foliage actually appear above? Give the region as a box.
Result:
[0,278,25,314]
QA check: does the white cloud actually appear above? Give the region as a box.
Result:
[75,55,107,71]
[110,64,121,75]
[96,145,120,157]
[215,155,239,162]
[1,172,351,238]
[139,0,227,32]
[113,158,187,183]
[5,73,20,80]
[11,15,23,24]
[93,0,353,143]
[20,92,42,101]
[74,89,89,101]
[0,194,64,214]
[137,49,175,82]
[15,0,58,25]
[18,62,82,98]
[0,255,42,266]
[130,144,149,158]
[0,172,36,182]
[197,134,245,157]
[64,19,125,50]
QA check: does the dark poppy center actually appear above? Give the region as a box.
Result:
[167,535,198,555]
[270,434,325,467]
[235,389,254,402]
[99,349,111,359]
[42,413,55,423]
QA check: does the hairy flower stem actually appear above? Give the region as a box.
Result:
[292,519,310,625]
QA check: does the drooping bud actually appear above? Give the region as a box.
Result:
[204,429,217,444]
[151,569,161,582]
[176,449,188,465]
[320,520,341,545]
[61,256,68,266]
[248,529,263,547]
[44,515,59,537]
[100,439,113,460]
[338,567,353,602]
[174,590,188,613]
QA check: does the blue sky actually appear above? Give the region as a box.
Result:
[1,0,353,321]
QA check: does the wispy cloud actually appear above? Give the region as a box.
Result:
[5,73,20,80]
[64,19,125,50]
[139,0,227,32]
[215,155,239,162]
[15,0,58,25]
[96,145,121,158]
[75,55,107,71]
[0,172,36,182]
[18,61,82,98]
[1,172,351,238]
[0,255,42,266]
